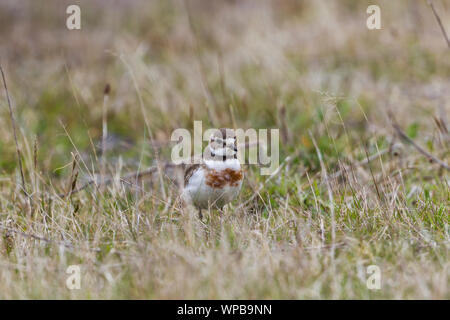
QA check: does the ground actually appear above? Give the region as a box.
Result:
[0,0,448,299]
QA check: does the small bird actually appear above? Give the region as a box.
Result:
[183,128,243,219]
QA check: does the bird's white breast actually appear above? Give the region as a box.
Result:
[184,159,242,209]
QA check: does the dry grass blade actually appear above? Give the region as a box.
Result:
[0,65,28,196]
[0,225,72,249]
[309,131,336,255]
[100,83,110,190]
[118,55,167,200]
[0,226,103,252]
[59,163,177,198]
[427,0,450,49]
[389,112,450,170]
[331,148,389,180]
[66,153,79,198]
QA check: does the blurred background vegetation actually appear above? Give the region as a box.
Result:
[0,0,448,180]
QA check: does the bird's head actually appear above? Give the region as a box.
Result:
[204,128,237,161]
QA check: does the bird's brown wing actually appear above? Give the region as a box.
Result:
[184,163,200,187]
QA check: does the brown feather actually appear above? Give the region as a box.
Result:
[184,163,201,187]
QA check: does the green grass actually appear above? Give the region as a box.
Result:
[0,0,448,299]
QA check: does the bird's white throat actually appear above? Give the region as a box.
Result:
[204,158,240,171]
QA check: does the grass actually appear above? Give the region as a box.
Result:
[0,0,448,299]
